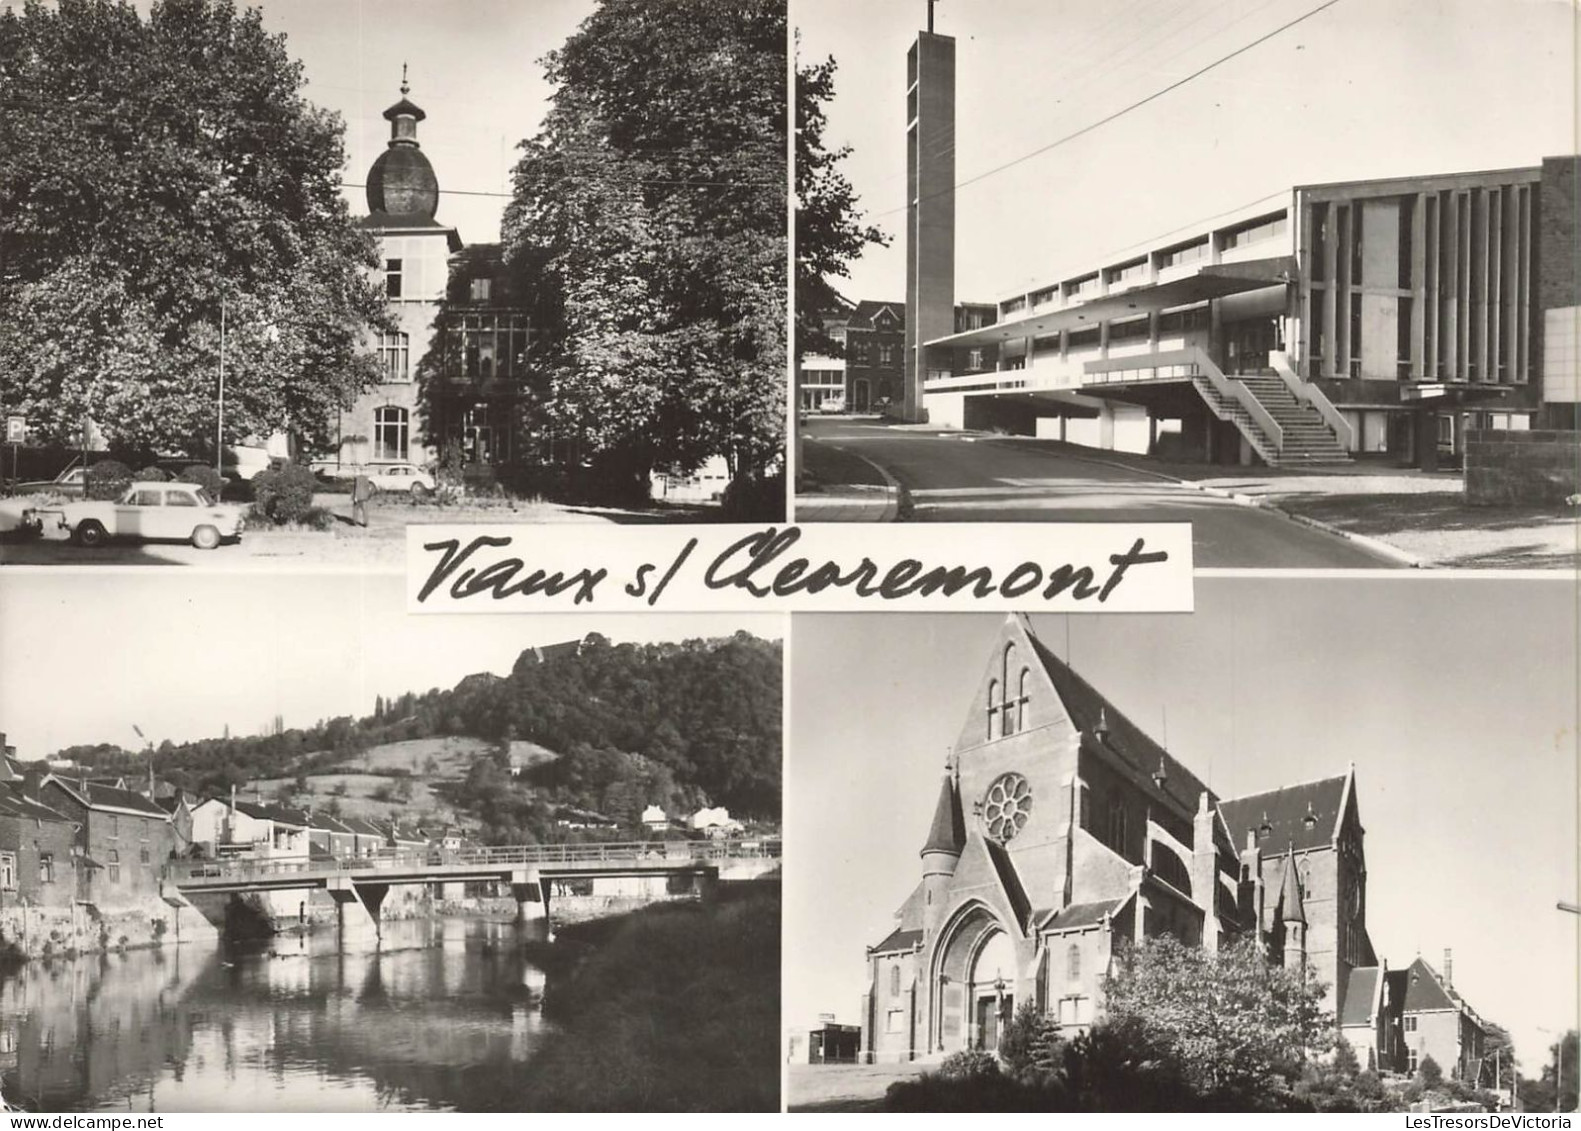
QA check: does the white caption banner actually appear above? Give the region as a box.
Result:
[405,523,1193,613]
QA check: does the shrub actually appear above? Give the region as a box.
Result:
[85,459,133,500]
[721,470,785,521]
[939,1048,1000,1081]
[135,465,169,481]
[251,464,321,525]
[1419,1054,1444,1090]
[1000,1000,1063,1081]
[177,463,226,498]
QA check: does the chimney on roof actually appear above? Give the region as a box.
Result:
[1444,948,1452,987]
[1152,756,1168,790]
[1094,708,1109,741]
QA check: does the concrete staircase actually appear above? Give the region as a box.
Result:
[1191,376,1279,465]
[1234,374,1351,466]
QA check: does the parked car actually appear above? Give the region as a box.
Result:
[365,463,436,496]
[28,481,245,548]
[11,465,88,497]
[817,396,846,414]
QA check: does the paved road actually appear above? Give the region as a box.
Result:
[802,420,1401,569]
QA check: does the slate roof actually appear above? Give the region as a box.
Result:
[49,778,168,819]
[231,800,309,827]
[870,928,924,955]
[1339,966,1381,1026]
[0,782,74,824]
[1218,776,1346,854]
[339,816,388,839]
[1400,957,1459,1012]
[1027,628,1213,818]
[920,775,965,856]
[846,301,904,332]
[1037,897,1128,933]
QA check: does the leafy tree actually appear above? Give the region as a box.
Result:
[1103,935,1332,1106]
[500,0,786,499]
[794,49,887,362]
[0,0,390,456]
[1520,1030,1579,1112]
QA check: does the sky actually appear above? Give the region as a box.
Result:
[0,0,600,245]
[797,0,1577,304]
[246,0,598,246]
[0,571,782,756]
[785,576,1580,1074]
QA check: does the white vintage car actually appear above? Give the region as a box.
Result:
[38,481,246,549]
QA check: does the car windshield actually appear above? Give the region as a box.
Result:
[194,488,216,505]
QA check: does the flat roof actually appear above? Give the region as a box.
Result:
[925,257,1295,351]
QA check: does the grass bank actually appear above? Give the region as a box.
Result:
[513,880,780,1111]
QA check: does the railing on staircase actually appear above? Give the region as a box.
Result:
[1189,348,1284,464]
[1269,351,1354,452]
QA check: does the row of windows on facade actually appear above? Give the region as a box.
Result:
[1026,305,1211,356]
[384,259,495,304]
[0,847,149,889]
[376,316,537,384]
[1005,215,1288,316]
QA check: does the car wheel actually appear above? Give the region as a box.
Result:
[75,520,108,548]
[191,525,221,550]
[410,482,430,499]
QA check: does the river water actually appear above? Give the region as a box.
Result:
[0,918,553,1112]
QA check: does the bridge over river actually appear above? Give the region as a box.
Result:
[166,839,781,939]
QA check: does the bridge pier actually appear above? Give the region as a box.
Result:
[327,877,384,947]
[510,868,548,937]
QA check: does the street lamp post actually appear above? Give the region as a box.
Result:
[216,297,226,475]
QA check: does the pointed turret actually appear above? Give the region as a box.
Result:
[1279,846,1307,971]
[921,771,966,858]
[920,763,965,937]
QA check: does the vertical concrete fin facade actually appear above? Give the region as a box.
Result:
[903,30,956,422]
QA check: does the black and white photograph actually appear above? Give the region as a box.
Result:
[0,0,789,570]
[0,573,783,1111]
[793,0,1579,571]
[784,580,1578,1111]
[0,0,1576,1118]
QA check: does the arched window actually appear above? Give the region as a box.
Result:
[1067,943,1081,982]
[986,678,1000,740]
[890,964,901,997]
[373,406,409,462]
[1017,668,1031,731]
[1001,644,1018,735]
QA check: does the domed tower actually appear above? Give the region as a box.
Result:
[920,759,966,937]
[366,69,439,221]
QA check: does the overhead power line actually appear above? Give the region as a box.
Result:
[875,0,1343,220]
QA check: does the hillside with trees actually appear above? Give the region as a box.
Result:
[52,632,782,837]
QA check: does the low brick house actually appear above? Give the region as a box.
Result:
[39,777,175,908]
[0,782,77,909]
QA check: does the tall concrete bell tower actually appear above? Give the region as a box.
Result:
[902,3,956,423]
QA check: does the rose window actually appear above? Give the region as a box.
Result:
[983,773,1033,843]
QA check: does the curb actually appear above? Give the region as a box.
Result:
[799,440,904,523]
[980,436,1425,567]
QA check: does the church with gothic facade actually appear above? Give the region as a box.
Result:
[862,614,1488,1081]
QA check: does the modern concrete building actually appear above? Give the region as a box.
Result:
[900,21,1578,469]
[860,615,1486,1077]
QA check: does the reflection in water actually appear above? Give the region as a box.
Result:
[0,919,552,1112]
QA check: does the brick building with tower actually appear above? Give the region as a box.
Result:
[327,76,538,477]
[860,615,1487,1078]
